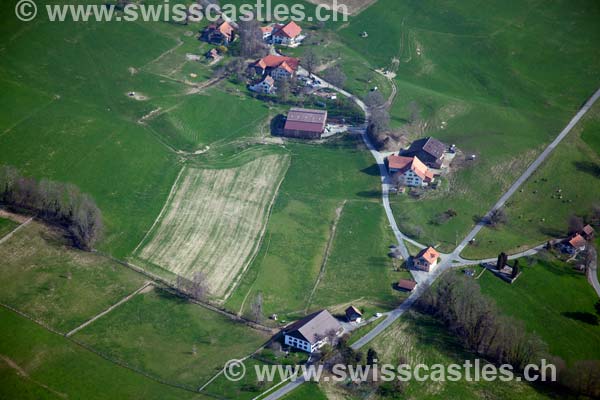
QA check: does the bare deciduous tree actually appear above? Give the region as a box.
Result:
[302,49,319,77]
[238,19,268,59]
[568,214,584,235]
[323,66,346,88]
[250,292,263,323]
[488,208,508,227]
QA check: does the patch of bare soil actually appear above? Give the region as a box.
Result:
[126,91,148,101]
[0,209,31,224]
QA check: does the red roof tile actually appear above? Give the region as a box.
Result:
[397,279,417,291]
[273,21,302,39]
[417,247,440,265]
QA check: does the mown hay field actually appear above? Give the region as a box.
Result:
[136,154,290,298]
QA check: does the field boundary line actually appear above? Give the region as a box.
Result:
[304,200,347,313]
[220,155,292,303]
[0,216,33,246]
[66,281,153,337]
[0,303,210,395]
[132,166,185,255]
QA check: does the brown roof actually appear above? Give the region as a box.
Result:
[388,155,434,181]
[254,55,299,72]
[260,26,273,33]
[284,108,327,133]
[273,21,302,39]
[417,247,440,265]
[583,225,595,236]
[397,279,417,291]
[569,234,587,248]
[404,137,446,160]
[285,310,341,344]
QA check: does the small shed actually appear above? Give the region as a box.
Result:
[396,279,418,292]
[345,306,363,323]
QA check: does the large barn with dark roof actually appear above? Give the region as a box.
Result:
[400,137,448,169]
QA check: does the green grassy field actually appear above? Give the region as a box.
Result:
[0,1,277,258]
[282,383,328,400]
[202,357,283,400]
[226,136,387,318]
[0,221,147,333]
[462,102,600,259]
[74,288,269,389]
[0,307,209,400]
[366,311,555,399]
[310,200,410,309]
[477,254,600,363]
[337,0,600,252]
[0,217,17,238]
[145,84,273,151]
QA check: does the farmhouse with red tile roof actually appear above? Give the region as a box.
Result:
[413,247,440,272]
[387,155,434,187]
[201,21,236,45]
[271,21,303,45]
[253,55,299,80]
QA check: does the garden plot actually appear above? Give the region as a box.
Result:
[137,154,290,298]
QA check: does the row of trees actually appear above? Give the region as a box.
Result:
[418,273,600,397]
[417,273,548,369]
[0,166,103,250]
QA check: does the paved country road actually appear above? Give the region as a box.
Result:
[258,80,600,400]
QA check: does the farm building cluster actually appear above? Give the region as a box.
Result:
[386,137,456,188]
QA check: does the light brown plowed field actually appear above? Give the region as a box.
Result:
[138,154,290,298]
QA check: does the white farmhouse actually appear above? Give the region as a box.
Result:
[283,310,342,353]
[249,76,276,94]
[387,155,434,187]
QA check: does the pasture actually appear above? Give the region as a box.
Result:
[0,307,208,400]
[462,102,600,259]
[73,288,269,389]
[367,311,554,399]
[0,217,17,238]
[136,154,290,298]
[0,221,146,333]
[477,254,600,363]
[310,200,410,310]
[225,136,386,318]
[339,0,600,251]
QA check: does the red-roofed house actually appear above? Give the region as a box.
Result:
[253,55,299,80]
[260,25,273,40]
[201,21,236,45]
[283,108,328,139]
[582,224,595,240]
[564,233,587,254]
[249,76,276,94]
[414,247,440,272]
[271,21,303,45]
[387,155,435,187]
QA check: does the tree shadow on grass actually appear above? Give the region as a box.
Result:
[562,311,599,326]
[361,164,381,176]
[356,190,381,199]
[574,161,600,178]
